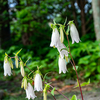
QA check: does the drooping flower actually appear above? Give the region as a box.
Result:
[26,82,36,100]
[58,56,67,74]
[50,28,60,48]
[57,42,68,58]
[69,22,80,44]
[34,73,43,91]
[21,66,25,77]
[4,56,12,76]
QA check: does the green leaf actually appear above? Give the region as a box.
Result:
[51,87,56,96]
[73,66,78,70]
[84,72,91,78]
[70,95,77,100]
[74,79,90,88]
[16,48,22,55]
[64,17,67,25]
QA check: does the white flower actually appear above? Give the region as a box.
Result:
[26,82,36,100]
[70,24,80,44]
[4,60,12,76]
[34,73,43,91]
[50,28,60,47]
[57,42,68,58]
[58,56,67,74]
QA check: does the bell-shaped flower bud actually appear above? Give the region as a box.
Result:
[20,60,25,77]
[34,73,43,91]
[15,55,18,68]
[60,26,64,43]
[4,54,12,76]
[58,56,67,74]
[26,82,36,100]
[57,42,68,59]
[24,77,28,90]
[69,21,80,44]
[50,28,60,48]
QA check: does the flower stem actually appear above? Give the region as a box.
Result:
[66,35,84,100]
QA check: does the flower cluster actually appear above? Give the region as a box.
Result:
[3,20,80,100]
[50,21,80,74]
[3,53,43,100]
[22,71,43,100]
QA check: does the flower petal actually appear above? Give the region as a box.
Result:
[50,28,60,47]
[58,57,67,74]
[34,73,43,91]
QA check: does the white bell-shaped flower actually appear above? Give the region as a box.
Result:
[26,82,36,100]
[58,56,67,74]
[57,42,68,58]
[4,60,12,76]
[34,73,43,91]
[70,24,80,44]
[50,28,60,47]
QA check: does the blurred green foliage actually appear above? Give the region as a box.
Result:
[70,40,100,82]
[0,0,99,82]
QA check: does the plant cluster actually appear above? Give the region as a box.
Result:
[2,19,91,100]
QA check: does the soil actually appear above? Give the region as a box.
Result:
[0,75,100,100]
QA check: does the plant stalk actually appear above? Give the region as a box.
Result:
[66,35,84,100]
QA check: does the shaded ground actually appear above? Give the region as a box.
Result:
[0,74,100,100]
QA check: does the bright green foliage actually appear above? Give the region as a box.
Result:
[71,40,100,81]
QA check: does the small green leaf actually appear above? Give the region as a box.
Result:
[16,48,22,55]
[51,87,56,96]
[74,79,90,88]
[73,66,78,70]
[70,95,77,100]
[24,58,30,66]
[64,17,67,25]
